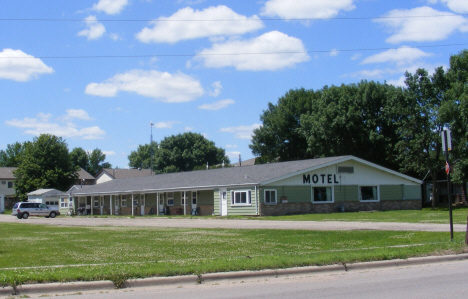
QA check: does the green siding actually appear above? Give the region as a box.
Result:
[404,185,421,200]
[380,185,403,201]
[198,190,214,205]
[334,185,358,202]
[227,188,258,216]
[261,186,311,203]
[213,189,220,215]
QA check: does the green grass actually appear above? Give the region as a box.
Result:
[0,223,466,287]
[258,207,468,224]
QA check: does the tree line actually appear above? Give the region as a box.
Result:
[0,134,111,200]
[250,50,468,206]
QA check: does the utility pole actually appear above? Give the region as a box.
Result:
[442,129,453,240]
[150,122,154,176]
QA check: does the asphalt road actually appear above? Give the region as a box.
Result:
[0,213,466,232]
[30,258,468,299]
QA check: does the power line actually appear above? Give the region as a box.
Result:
[0,14,467,22]
[2,43,467,60]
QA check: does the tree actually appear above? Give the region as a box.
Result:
[393,67,449,208]
[14,134,78,200]
[0,141,28,167]
[128,141,159,170]
[87,149,112,176]
[130,132,229,173]
[250,88,316,162]
[70,147,89,171]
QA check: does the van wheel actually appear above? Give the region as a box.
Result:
[49,212,56,218]
[22,213,29,219]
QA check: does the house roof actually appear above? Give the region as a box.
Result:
[0,167,17,180]
[231,157,257,167]
[71,156,419,196]
[27,188,67,197]
[77,168,95,180]
[96,168,153,180]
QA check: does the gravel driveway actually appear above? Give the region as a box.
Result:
[0,214,465,232]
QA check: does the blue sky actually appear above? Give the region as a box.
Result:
[1,0,467,168]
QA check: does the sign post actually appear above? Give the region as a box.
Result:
[442,129,453,240]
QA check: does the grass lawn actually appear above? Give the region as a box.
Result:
[0,223,466,288]
[258,207,468,224]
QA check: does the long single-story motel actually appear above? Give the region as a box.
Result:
[69,156,422,217]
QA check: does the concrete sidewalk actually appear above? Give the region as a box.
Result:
[0,214,466,232]
[2,253,468,298]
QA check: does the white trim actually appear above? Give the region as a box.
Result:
[358,185,380,202]
[230,189,252,206]
[312,185,334,204]
[167,192,174,206]
[264,189,277,205]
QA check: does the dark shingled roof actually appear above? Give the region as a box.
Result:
[97,168,153,180]
[72,156,348,196]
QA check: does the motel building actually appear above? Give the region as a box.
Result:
[70,156,422,217]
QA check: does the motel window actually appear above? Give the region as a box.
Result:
[94,198,99,208]
[192,192,197,205]
[312,187,333,203]
[121,195,127,207]
[140,194,145,206]
[167,192,174,206]
[60,198,68,208]
[359,186,379,202]
[115,196,120,207]
[7,181,13,188]
[264,189,277,205]
[231,190,251,206]
[181,192,187,205]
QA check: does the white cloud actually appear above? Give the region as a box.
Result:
[194,31,310,71]
[154,121,181,129]
[226,151,241,161]
[6,111,105,140]
[375,6,468,43]
[220,124,261,140]
[386,76,407,87]
[225,144,238,148]
[185,126,194,132]
[209,81,222,97]
[102,150,116,156]
[136,5,264,44]
[64,109,93,121]
[77,16,106,40]
[351,53,362,61]
[261,0,355,19]
[0,49,54,81]
[92,0,129,15]
[85,69,204,103]
[440,0,468,13]
[330,49,339,57]
[198,99,235,110]
[361,47,433,66]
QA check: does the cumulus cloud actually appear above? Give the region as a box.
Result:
[62,109,93,121]
[261,0,355,19]
[92,0,129,15]
[136,5,264,44]
[85,69,204,103]
[220,124,261,140]
[77,16,106,40]
[361,47,433,66]
[194,31,310,71]
[153,121,181,129]
[208,81,222,97]
[102,150,116,156]
[439,0,468,13]
[0,49,53,81]
[375,6,468,43]
[6,111,105,140]
[198,99,235,110]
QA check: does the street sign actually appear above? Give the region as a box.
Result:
[445,161,450,175]
[441,129,452,152]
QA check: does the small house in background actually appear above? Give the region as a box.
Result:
[95,168,152,184]
[0,167,18,210]
[74,169,96,186]
[27,189,72,215]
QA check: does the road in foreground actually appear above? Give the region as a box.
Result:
[0,214,465,232]
[31,258,468,299]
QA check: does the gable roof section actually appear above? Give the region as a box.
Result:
[77,168,95,180]
[0,167,17,180]
[27,189,67,197]
[95,168,152,180]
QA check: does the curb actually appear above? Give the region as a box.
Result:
[2,253,468,297]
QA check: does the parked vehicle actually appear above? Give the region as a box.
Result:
[12,202,60,219]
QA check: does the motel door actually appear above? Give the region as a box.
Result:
[191,191,197,214]
[158,194,165,214]
[220,189,227,216]
[140,194,145,216]
[100,196,104,215]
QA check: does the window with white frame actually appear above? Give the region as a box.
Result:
[121,195,127,207]
[192,191,197,205]
[264,189,277,205]
[231,190,251,206]
[140,194,145,206]
[94,198,99,207]
[312,186,333,203]
[167,192,174,206]
[359,186,379,202]
[60,198,68,208]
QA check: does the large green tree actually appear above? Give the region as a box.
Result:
[393,67,449,208]
[70,147,89,171]
[249,88,317,162]
[14,134,78,200]
[70,147,112,176]
[0,141,29,167]
[129,133,229,173]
